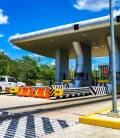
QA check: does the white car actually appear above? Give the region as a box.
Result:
[0,76,25,93]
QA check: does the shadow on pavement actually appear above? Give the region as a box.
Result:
[0,95,114,112]
[0,95,119,116]
[21,96,115,115]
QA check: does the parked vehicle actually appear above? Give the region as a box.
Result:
[0,76,25,92]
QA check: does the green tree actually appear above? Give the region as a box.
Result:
[0,52,55,86]
[37,64,55,85]
[0,52,11,75]
[18,56,41,85]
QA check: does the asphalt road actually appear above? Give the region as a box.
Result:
[0,94,120,122]
[0,94,120,137]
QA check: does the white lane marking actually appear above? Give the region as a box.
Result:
[14,117,28,138]
[49,119,62,132]
[34,117,46,137]
[0,120,11,137]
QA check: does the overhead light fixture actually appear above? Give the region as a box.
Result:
[101,45,104,48]
[83,34,87,36]
[93,47,100,49]
[74,24,79,30]
[93,42,100,49]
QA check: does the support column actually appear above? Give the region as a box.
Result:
[55,49,69,82]
[72,42,92,87]
[106,36,120,84]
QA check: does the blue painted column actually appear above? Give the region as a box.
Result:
[72,42,92,87]
[106,36,120,84]
[55,49,69,82]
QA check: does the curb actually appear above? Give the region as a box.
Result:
[79,105,120,129]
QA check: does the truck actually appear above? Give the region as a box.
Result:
[0,76,25,93]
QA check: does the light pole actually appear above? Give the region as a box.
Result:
[94,60,100,77]
[109,0,118,113]
[70,66,74,81]
[94,60,96,77]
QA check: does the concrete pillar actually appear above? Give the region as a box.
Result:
[72,42,92,87]
[106,36,120,84]
[55,49,69,82]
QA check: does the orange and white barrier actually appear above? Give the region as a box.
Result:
[17,87,33,97]
[33,87,50,98]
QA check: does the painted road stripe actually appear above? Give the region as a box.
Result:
[14,117,28,138]
[14,117,43,138]
[57,120,69,129]
[0,112,77,138]
[42,117,54,134]
[50,119,62,132]
[25,116,36,138]
[4,118,19,138]
[0,112,4,116]
[34,117,46,137]
[0,120,11,137]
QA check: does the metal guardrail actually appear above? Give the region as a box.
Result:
[64,87,92,95]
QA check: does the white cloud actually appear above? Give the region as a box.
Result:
[92,64,99,70]
[97,57,105,59]
[28,53,43,58]
[5,53,9,56]
[113,8,120,15]
[0,34,4,38]
[50,60,55,65]
[96,67,98,70]
[92,64,95,70]
[92,63,95,68]
[0,9,8,24]
[0,49,9,55]
[0,49,3,52]
[73,0,120,12]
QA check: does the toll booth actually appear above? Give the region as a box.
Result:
[98,64,109,79]
[93,64,109,86]
[36,80,43,87]
[74,73,88,87]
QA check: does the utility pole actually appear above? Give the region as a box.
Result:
[108,0,118,115]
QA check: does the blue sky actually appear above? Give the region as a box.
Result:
[0,0,120,68]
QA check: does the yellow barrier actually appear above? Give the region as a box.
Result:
[54,89,64,97]
[62,80,72,83]
[36,80,41,82]
[98,80,109,83]
[81,82,86,87]
[5,87,19,94]
[49,89,64,97]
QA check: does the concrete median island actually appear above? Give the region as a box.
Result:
[80,105,120,129]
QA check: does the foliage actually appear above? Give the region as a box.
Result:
[0,52,11,75]
[0,52,55,86]
[37,64,55,85]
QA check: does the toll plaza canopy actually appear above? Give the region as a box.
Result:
[10,13,120,59]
